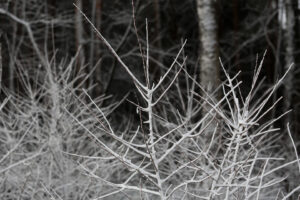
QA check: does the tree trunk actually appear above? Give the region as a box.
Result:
[89,0,102,95]
[152,0,162,79]
[280,0,295,123]
[75,0,85,73]
[196,0,219,96]
[95,0,102,96]
[196,0,220,137]
[233,0,240,67]
[9,2,17,93]
[0,42,2,93]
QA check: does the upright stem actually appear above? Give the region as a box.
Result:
[147,89,165,200]
[75,0,85,75]
[282,0,295,123]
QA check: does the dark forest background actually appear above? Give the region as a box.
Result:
[1,0,299,134]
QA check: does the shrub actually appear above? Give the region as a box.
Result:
[0,8,299,200]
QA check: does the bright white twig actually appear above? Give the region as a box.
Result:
[287,123,300,175]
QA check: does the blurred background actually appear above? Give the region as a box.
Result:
[0,0,299,136]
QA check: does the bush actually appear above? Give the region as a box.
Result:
[0,10,299,200]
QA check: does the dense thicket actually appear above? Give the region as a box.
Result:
[0,0,299,199]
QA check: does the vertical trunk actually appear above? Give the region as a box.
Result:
[94,0,102,95]
[96,0,102,36]
[75,0,85,73]
[196,0,219,95]
[152,0,162,79]
[89,3,102,65]
[233,0,240,67]
[89,0,97,68]
[196,0,220,136]
[271,0,282,120]
[153,0,161,51]
[0,43,2,93]
[89,0,97,93]
[280,0,295,123]
[9,1,18,93]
